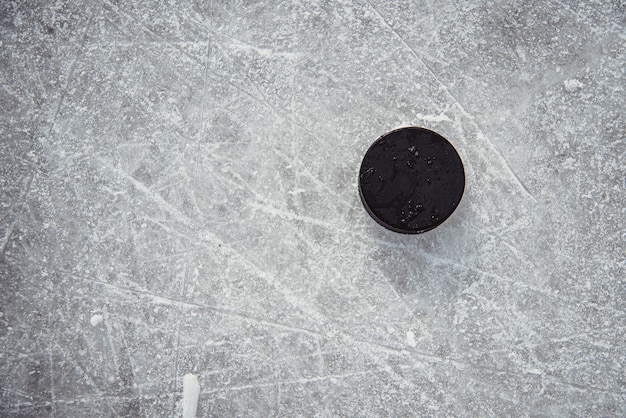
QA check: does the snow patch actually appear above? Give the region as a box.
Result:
[90,314,103,327]
[182,373,200,418]
[406,330,417,347]
[563,79,584,92]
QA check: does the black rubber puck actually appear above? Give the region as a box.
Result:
[359,127,465,234]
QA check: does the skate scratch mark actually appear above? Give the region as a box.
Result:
[362,0,537,203]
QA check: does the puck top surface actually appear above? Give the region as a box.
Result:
[359,127,465,234]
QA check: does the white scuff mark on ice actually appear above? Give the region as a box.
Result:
[515,44,527,61]
[563,79,584,92]
[406,330,417,347]
[562,157,577,169]
[454,308,467,325]
[182,373,201,418]
[151,294,179,306]
[90,314,103,327]
[415,113,452,123]
[229,39,301,59]
[287,188,307,195]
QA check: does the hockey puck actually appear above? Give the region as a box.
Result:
[358,127,465,234]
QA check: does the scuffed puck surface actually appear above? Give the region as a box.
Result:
[359,127,464,233]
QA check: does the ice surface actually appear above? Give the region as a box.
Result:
[0,0,624,416]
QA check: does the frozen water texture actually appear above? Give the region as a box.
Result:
[1,0,624,416]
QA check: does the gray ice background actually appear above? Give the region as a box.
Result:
[1,0,625,416]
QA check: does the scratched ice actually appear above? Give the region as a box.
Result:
[1,0,624,416]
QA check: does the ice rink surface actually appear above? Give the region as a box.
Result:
[1,0,624,416]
